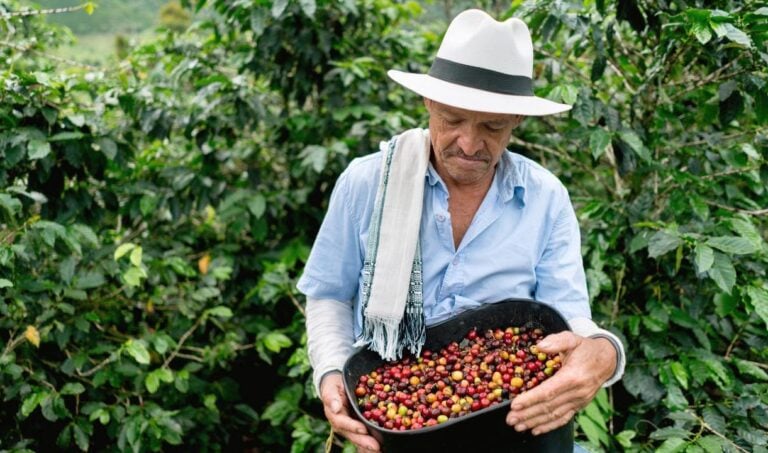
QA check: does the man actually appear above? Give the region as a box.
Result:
[298,9,625,452]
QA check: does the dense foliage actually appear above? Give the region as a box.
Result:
[1,0,766,452]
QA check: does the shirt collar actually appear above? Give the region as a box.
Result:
[499,151,526,207]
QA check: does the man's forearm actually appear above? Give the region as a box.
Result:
[306,298,357,394]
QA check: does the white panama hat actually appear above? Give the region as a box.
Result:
[388,9,571,116]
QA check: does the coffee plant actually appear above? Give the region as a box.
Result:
[0,0,766,451]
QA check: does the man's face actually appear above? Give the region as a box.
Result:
[425,99,523,188]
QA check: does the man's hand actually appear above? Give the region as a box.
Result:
[505,331,616,435]
[319,372,381,452]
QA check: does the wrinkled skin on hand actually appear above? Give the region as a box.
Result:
[506,332,617,435]
[320,372,381,452]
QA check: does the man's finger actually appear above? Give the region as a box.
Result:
[342,431,381,452]
[530,408,576,436]
[506,387,572,429]
[329,397,342,414]
[510,397,577,433]
[326,411,369,436]
[509,366,572,412]
[535,331,580,354]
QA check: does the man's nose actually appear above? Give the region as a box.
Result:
[456,127,484,155]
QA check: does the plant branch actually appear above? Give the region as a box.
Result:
[288,292,306,317]
[163,315,205,368]
[0,40,99,71]
[704,201,768,216]
[607,59,637,95]
[0,4,91,18]
[537,49,590,83]
[696,413,750,453]
[658,132,750,154]
[1,330,24,360]
[77,353,118,378]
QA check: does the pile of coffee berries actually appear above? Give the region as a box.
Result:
[353,326,562,431]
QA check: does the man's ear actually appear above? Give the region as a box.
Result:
[512,114,525,128]
[423,97,432,110]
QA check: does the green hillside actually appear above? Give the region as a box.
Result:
[26,0,166,35]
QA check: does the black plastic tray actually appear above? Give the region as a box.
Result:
[343,299,574,452]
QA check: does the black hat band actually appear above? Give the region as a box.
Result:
[428,57,534,96]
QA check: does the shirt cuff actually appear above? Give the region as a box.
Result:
[306,298,357,395]
[568,317,626,388]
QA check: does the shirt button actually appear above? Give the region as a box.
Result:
[452,257,460,265]
[436,214,445,222]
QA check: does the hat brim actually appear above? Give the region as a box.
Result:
[388,70,571,116]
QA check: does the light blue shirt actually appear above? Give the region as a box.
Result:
[297,143,590,338]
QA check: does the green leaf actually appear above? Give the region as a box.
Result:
[583,398,606,426]
[263,332,292,352]
[247,194,266,218]
[0,193,22,218]
[706,236,758,255]
[690,197,709,220]
[722,23,751,47]
[123,267,146,287]
[73,422,90,451]
[651,426,692,440]
[733,358,768,381]
[696,436,724,453]
[691,21,712,44]
[694,244,714,273]
[576,412,610,446]
[0,278,13,288]
[206,306,233,319]
[729,217,763,246]
[708,252,736,294]
[657,438,688,453]
[687,11,716,44]
[27,139,51,160]
[648,230,682,258]
[263,399,294,426]
[701,357,731,389]
[702,407,726,435]
[153,335,172,355]
[663,384,688,411]
[145,372,160,393]
[60,383,86,395]
[589,128,611,160]
[129,246,143,267]
[616,430,636,448]
[49,131,85,141]
[96,137,117,159]
[624,366,665,404]
[669,362,689,390]
[124,339,151,365]
[114,243,135,260]
[75,271,105,289]
[272,0,289,18]
[619,130,651,162]
[299,145,328,173]
[204,394,218,412]
[747,286,768,330]
[21,391,49,418]
[298,0,316,17]
[157,367,174,383]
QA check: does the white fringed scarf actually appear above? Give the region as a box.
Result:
[355,128,431,361]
